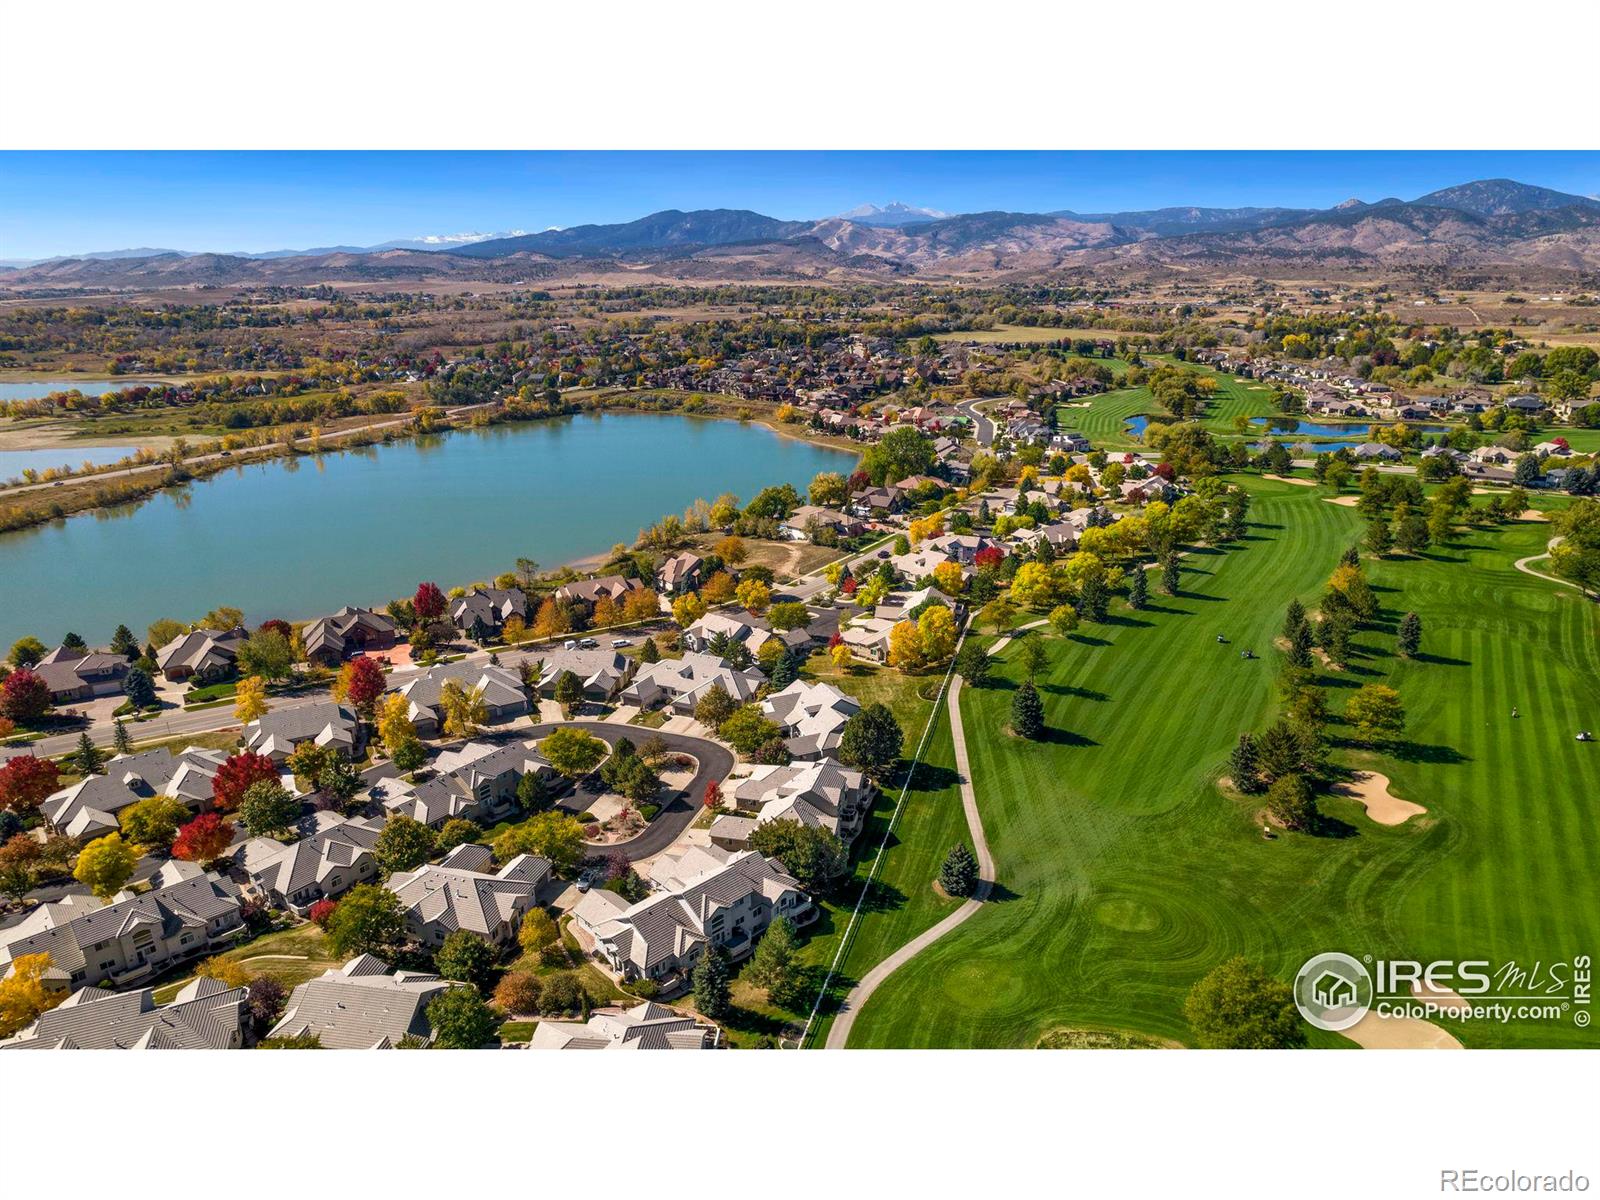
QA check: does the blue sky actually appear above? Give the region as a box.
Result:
[2,150,1596,260]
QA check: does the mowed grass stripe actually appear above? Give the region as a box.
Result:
[847,481,1597,1049]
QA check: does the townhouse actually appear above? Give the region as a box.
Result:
[267,954,456,1048]
[373,740,555,829]
[237,814,384,912]
[760,679,860,759]
[0,976,247,1051]
[532,646,635,701]
[619,651,765,713]
[727,758,875,846]
[390,661,531,737]
[0,867,245,990]
[242,701,362,763]
[40,745,227,839]
[530,1000,715,1050]
[386,846,552,950]
[571,845,812,987]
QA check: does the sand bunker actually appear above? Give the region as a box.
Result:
[1518,509,1549,522]
[1342,981,1467,1049]
[1336,771,1426,826]
[1262,473,1317,487]
[1322,494,1361,507]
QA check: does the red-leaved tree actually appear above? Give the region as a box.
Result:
[339,656,386,719]
[171,812,236,863]
[702,780,722,810]
[0,668,52,724]
[413,581,446,621]
[258,618,293,640]
[308,898,338,929]
[1154,462,1176,481]
[974,545,1004,570]
[0,755,60,815]
[212,751,279,811]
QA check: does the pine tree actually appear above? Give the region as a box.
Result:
[770,650,799,690]
[1160,553,1181,597]
[112,718,132,755]
[1283,598,1306,641]
[940,843,979,898]
[1010,681,1044,740]
[1397,611,1422,658]
[109,624,139,660]
[1229,733,1263,794]
[1340,545,1361,569]
[1127,564,1149,610]
[72,732,104,776]
[1365,519,1392,556]
[692,944,731,1020]
[639,637,660,664]
[1289,622,1314,670]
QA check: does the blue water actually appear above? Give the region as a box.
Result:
[1251,417,1448,437]
[0,444,148,481]
[0,378,164,402]
[0,412,857,648]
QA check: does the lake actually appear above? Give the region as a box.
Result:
[0,378,164,402]
[0,412,857,649]
[1250,417,1449,437]
[0,444,147,481]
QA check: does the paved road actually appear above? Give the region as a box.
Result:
[501,720,732,860]
[956,397,998,446]
[824,622,1041,1048]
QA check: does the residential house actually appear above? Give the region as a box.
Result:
[391,661,531,738]
[655,552,704,595]
[532,646,634,701]
[33,647,130,702]
[373,740,555,829]
[40,745,226,839]
[761,679,860,758]
[300,607,397,668]
[242,701,362,763]
[450,587,528,638]
[237,815,384,912]
[267,954,456,1048]
[529,1000,715,1050]
[619,652,765,713]
[1504,395,1547,415]
[1471,445,1515,466]
[729,758,875,845]
[572,845,812,986]
[0,976,247,1051]
[386,847,551,949]
[155,627,246,683]
[780,505,865,542]
[1351,442,1402,462]
[553,575,642,610]
[924,532,1003,565]
[848,485,905,516]
[0,870,245,990]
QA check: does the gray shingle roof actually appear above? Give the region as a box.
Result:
[268,956,454,1049]
[0,976,246,1050]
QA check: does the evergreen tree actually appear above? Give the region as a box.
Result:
[71,732,104,776]
[112,718,132,755]
[939,843,979,898]
[1340,545,1361,569]
[60,632,86,652]
[639,636,661,664]
[1160,554,1181,597]
[1127,564,1149,610]
[109,624,139,660]
[1265,773,1319,832]
[1365,519,1393,556]
[1229,732,1263,794]
[1078,575,1110,622]
[769,650,799,690]
[1289,622,1314,670]
[123,666,156,709]
[1397,612,1422,658]
[1282,598,1306,641]
[1010,681,1044,740]
[692,944,731,1020]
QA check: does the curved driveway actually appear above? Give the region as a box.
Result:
[525,720,732,860]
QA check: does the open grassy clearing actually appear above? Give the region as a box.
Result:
[151,922,343,1003]
[843,479,1597,1049]
[932,324,1114,345]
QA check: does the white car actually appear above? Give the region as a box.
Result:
[611,638,632,648]
[563,639,577,650]
[579,637,598,649]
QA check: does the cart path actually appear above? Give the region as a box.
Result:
[824,620,1042,1048]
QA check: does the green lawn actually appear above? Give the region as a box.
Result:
[151,922,343,1002]
[841,478,1599,1048]
[1064,360,1286,451]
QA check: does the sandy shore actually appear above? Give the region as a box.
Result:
[0,420,173,453]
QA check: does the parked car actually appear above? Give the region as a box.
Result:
[611,638,632,648]
[579,637,598,649]
[564,639,577,650]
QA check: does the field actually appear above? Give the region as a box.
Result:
[151,922,343,1003]
[933,324,1114,345]
[839,478,1599,1048]
[1063,360,1287,451]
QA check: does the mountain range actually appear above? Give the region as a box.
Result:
[5,179,1598,289]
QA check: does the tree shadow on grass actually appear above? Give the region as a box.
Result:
[1040,682,1110,702]
[1041,726,1099,748]
[1311,812,1360,840]
[1135,602,1189,617]
[1169,588,1227,603]
[1068,633,1113,647]
[1388,739,1471,766]
[1098,613,1150,628]
[984,880,1023,904]
[1413,651,1471,668]
[908,761,961,792]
